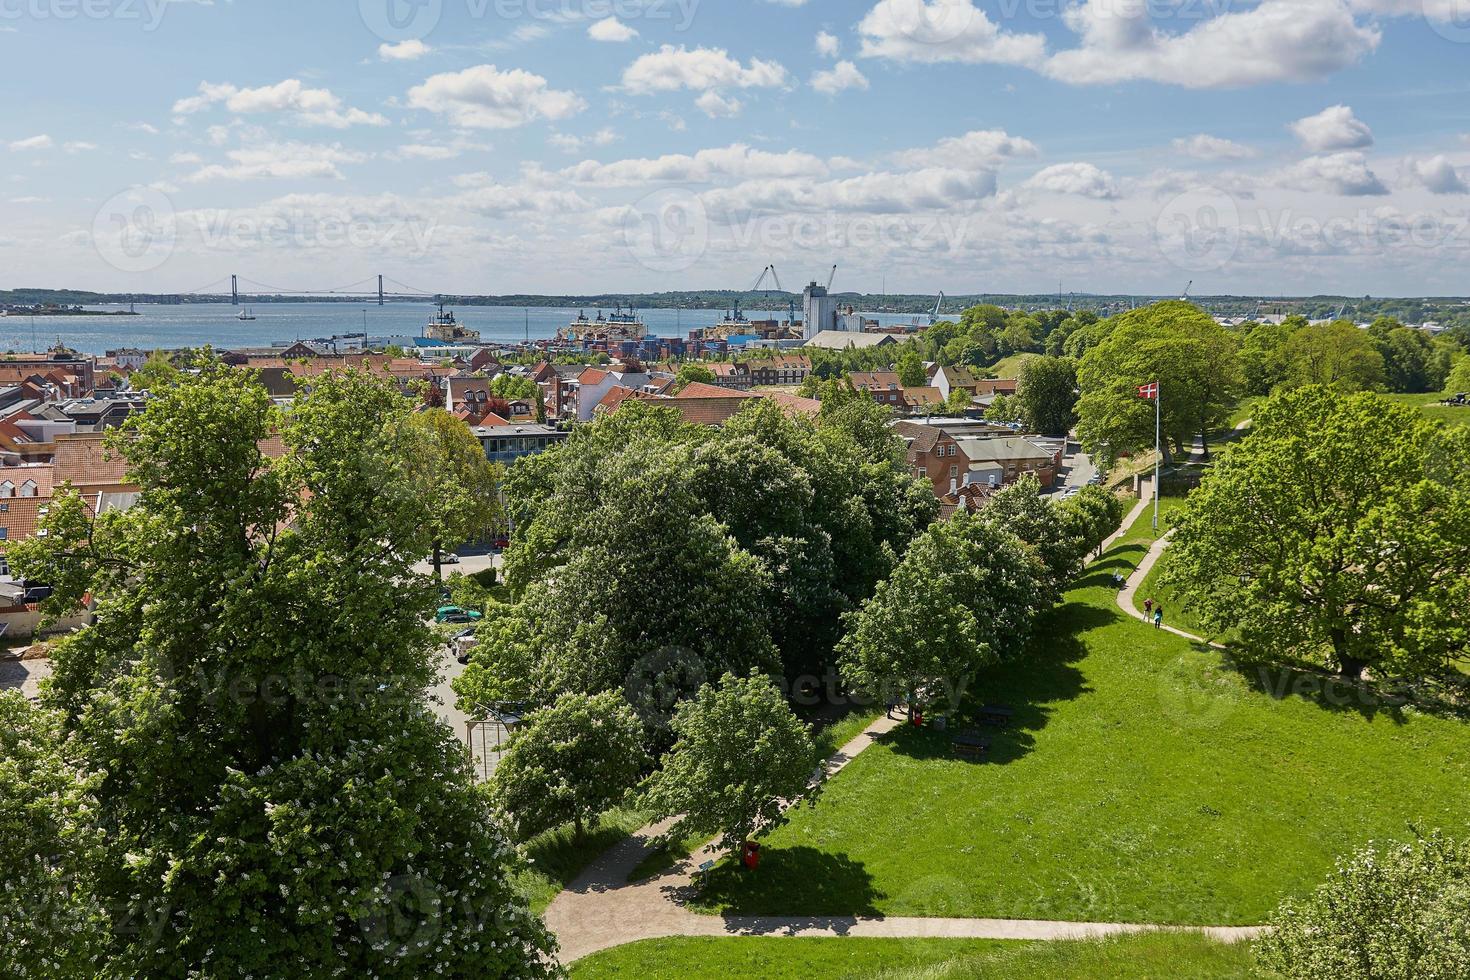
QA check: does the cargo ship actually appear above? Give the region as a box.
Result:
[558,304,648,344]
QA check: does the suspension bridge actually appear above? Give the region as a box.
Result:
[173,274,445,305]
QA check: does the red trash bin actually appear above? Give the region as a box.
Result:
[742,840,761,870]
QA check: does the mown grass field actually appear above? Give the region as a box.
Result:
[989,353,1041,380]
[571,933,1267,979]
[1381,390,1470,427]
[685,506,1470,926]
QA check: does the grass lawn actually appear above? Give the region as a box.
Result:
[1381,390,1470,427]
[989,353,1041,380]
[571,933,1268,979]
[686,506,1470,926]
[622,708,884,885]
[1226,398,1260,429]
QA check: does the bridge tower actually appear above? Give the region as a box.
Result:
[378,275,385,306]
[231,275,239,306]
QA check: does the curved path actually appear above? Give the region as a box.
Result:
[545,568,1263,964]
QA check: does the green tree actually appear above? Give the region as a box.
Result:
[839,513,1044,716]
[944,386,973,415]
[1016,356,1079,436]
[492,691,648,841]
[1446,356,1470,394]
[641,673,820,855]
[402,408,504,577]
[129,350,180,392]
[978,474,1084,604]
[11,367,556,978]
[1165,386,1470,679]
[895,349,928,388]
[471,400,936,704]
[1058,486,1127,562]
[1256,833,1470,979]
[672,363,717,392]
[1238,321,1294,396]
[0,694,108,979]
[1371,322,1447,394]
[488,373,540,401]
[1285,320,1385,392]
[1076,302,1242,465]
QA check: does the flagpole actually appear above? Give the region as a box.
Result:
[1153,381,1161,531]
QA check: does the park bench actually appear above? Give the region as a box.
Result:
[978,704,1015,728]
[952,730,991,758]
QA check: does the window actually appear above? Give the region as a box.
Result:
[950,466,959,478]
[0,483,11,498]
[19,481,36,498]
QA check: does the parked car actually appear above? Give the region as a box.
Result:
[442,553,461,565]
[436,606,483,625]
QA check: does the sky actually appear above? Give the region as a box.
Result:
[2,0,1470,298]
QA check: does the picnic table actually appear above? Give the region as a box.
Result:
[951,730,992,758]
[978,704,1015,728]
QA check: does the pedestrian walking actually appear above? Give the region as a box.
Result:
[1144,598,1154,615]
[1154,607,1164,630]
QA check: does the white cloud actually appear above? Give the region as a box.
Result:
[184,143,369,182]
[1172,134,1257,161]
[703,166,998,216]
[815,31,840,58]
[695,92,744,118]
[1276,152,1388,196]
[621,45,789,94]
[9,196,49,204]
[858,0,1047,67]
[893,129,1039,170]
[562,143,830,187]
[548,128,618,153]
[8,135,53,151]
[451,182,592,218]
[170,151,204,164]
[1044,0,1380,89]
[588,18,638,42]
[380,39,431,61]
[812,61,870,95]
[392,144,463,161]
[1024,162,1120,199]
[1402,155,1467,194]
[407,65,586,129]
[173,80,389,128]
[1289,105,1374,151]
[64,141,98,153]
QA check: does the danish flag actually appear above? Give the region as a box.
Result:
[1138,382,1160,400]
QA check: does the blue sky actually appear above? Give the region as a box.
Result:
[3,0,1470,297]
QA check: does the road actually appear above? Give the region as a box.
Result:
[1048,440,1098,496]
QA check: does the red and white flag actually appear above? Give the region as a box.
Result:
[1138,382,1160,400]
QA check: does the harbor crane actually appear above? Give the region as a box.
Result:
[825,264,838,291]
[929,292,946,324]
[1181,281,1194,301]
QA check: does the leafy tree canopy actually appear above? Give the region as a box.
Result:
[1165,385,1470,679]
[10,366,556,978]
[641,673,821,855]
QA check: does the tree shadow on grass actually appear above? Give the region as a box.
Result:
[523,819,640,896]
[680,847,882,918]
[1227,653,1469,724]
[881,603,1107,767]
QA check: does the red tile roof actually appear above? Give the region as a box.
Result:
[675,381,759,400]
